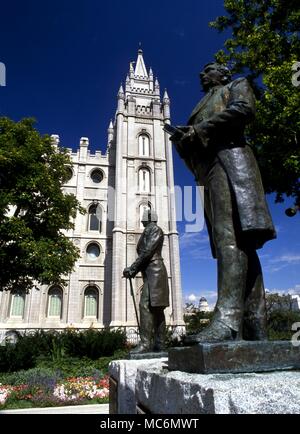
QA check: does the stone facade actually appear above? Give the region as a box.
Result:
[0,50,184,340]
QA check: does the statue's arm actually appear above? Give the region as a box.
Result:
[129,226,163,277]
[193,78,256,140]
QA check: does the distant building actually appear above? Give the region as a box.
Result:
[184,296,212,316]
[291,295,300,311]
[198,297,210,313]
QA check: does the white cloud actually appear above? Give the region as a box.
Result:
[184,290,217,308]
[270,254,300,264]
[265,284,300,296]
[263,253,300,273]
[187,294,197,303]
[179,232,211,260]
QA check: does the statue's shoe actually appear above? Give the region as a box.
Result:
[184,320,239,345]
[130,343,151,354]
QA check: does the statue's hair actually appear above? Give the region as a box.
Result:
[203,62,232,84]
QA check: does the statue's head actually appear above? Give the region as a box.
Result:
[200,63,231,91]
[141,209,158,226]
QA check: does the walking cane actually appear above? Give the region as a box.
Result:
[128,276,141,333]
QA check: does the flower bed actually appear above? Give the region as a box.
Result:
[0,376,109,409]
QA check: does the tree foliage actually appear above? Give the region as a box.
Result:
[210,0,300,206]
[184,309,214,335]
[0,117,84,291]
[265,292,300,340]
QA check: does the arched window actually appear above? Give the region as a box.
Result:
[139,168,150,193]
[10,290,26,318]
[86,243,101,261]
[84,287,99,318]
[47,287,63,318]
[139,134,150,157]
[88,203,102,232]
[139,202,152,229]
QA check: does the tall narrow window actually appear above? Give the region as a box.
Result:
[84,287,99,318]
[10,291,26,318]
[139,168,150,193]
[48,287,63,318]
[139,202,152,229]
[139,134,150,157]
[88,204,102,232]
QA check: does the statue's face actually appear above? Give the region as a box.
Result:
[200,64,224,91]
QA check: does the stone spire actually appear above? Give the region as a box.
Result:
[107,120,114,147]
[154,78,160,97]
[134,48,148,78]
[163,89,170,103]
[118,84,124,98]
[117,84,125,112]
[163,89,170,120]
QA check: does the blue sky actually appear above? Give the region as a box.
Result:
[1,0,299,307]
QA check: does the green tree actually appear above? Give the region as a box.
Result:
[0,117,84,292]
[210,0,300,206]
[265,292,300,340]
[265,292,294,315]
[184,310,214,335]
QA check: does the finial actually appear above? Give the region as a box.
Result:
[163,89,170,100]
[118,83,124,95]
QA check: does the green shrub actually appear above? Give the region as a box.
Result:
[61,328,127,359]
[0,367,62,386]
[267,310,300,340]
[0,328,127,373]
[184,311,214,336]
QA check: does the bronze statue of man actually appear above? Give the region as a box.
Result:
[123,210,169,354]
[171,63,276,343]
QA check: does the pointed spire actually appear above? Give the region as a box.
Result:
[118,84,124,99]
[163,89,170,103]
[154,78,160,97]
[130,61,135,77]
[149,67,153,77]
[125,74,131,92]
[134,48,148,78]
[163,90,171,120]
[107,120,114,148]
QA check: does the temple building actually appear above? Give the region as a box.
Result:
[0,50,184,342]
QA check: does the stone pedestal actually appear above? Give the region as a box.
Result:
[109,358,168,414]
[136,362,300,414]
[168,341,300,374]
[109,354,300,414]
